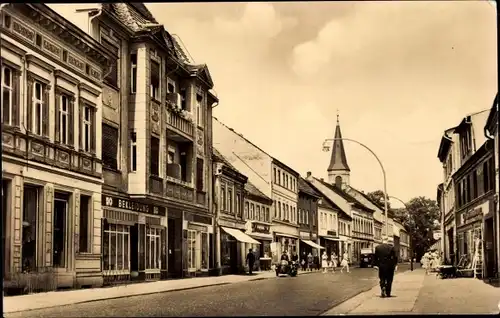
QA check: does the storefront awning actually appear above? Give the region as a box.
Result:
[222,227,261,244]
[301,240,324,249]
[322,236,339,242]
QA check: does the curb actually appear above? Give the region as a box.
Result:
[5,282,232,314]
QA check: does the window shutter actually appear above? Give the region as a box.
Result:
[42,85,50,137]
[79,103,83,150]
[91,108,96,153]
[26,78,33,132]
[102,124,118,170]
[68,97,74,146]
[55,93,60,143]
[12,71,20,127]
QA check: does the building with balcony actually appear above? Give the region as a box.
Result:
[1,3,115,292]
[297,177,323,258]
[52,3,218,281]
[212,118,300,263]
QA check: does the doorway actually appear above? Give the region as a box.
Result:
[2,180,9,276]
[53,193,68,268]
[484,218,495,278]
[167,218,182,278]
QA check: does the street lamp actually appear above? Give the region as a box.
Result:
[323,137,389,239]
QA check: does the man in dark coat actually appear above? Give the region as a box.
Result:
[246,249,256,275]
[374,239,398,298]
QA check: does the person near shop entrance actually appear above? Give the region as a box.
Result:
[246,249,256,275]
[301,252,307,271]
[291,251,299,263]
[321,251,329,273]
[374,239,398,298]
[331,252,338,273]
[307,253,314,271]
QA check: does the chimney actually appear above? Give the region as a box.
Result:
[307,171,312,177]
[320,178,324,182]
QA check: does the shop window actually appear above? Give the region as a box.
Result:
[227,188,233,214]
[201,232,209,270]
[221,232,232,267]
[53,192,69,268]
[150,60,160,101]
[79,195,91,253]
[146,227,161,270]
[256,205,261,221]
[187,230,197,271]
[150,136,160,176]
[103,222,130,272]
[102,124,119,170]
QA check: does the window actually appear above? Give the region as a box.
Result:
[273,168,277,183]
[201,231,208,270]
[180,88,187,110]
[266,207,270,222]
[256,205,261,221]
[277,171,281,185]
[187,230,196,271]
[167,79,175,93]
[1,65,19,126]
[282,172,285,186]
[102,124,119,170]
[56,94,72,145]
[196,158,204,191]
[250,203,255,220]
[245,202,249,219]
[36,34,42,47]
[221,185,226,211]
[146,227,161,270]
[228,188,233,213]
[472,171,478,199]
[131,54,137,93]
[81,104,94,152]
[79,195,91,253]
[103,222,130,272]
[130,132,137,172]
[150,137,160,176]
[285,175,289,189]
[4,14,11,28]
[236,193,241,217]
[32,81,46,136]
[285,204,289,221]
[53,192,69,268]
[150,60,160,100]
[196,94,203,127]
[22,185,39,272]
[278,202,282,219]
[101,37,119,87]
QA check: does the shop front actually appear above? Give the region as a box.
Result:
[456,202,485,275]
[219,218,256,274]
[320,230,340,256]
[101,194,167,285]
[273,225,300,263]
[300,231,324,258]
[183,211,213,278]
[246,222,273,270]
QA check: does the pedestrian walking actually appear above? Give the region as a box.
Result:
[246,248,256,275]
[321,251,329,273]
[307,252,314,271]
[301,252,307,271]
[340,252,350,273]
[331,252,338,273]
[374,239,398,298]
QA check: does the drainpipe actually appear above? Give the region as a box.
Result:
[214,162,223,275]
[88,8,102,36]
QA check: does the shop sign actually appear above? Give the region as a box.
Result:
[300,231,310,239]
[188,223,207,232]
[252,223,270,234]
[102,195,166,216]
[464,207,483,223]
[327,230,338,237]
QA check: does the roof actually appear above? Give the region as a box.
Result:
[245,180,272,203]
[437,127,456,162]
[304,179,352,220]
[213,148,238,171]
[298,177,321,198]
[485,94,498,136]
[315,178,374,213]
[347,186,394,218]
[328,116,350,172]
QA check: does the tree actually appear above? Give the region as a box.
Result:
[399,196,440,260]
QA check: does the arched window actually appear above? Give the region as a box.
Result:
[335,176,342,188]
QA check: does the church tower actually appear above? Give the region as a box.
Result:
[327,114,350,189]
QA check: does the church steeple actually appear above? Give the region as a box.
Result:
[328,112,350,188]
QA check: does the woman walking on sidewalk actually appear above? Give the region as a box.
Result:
[322,251,329,273]
[340,252,350,273]
[331,252,338,273]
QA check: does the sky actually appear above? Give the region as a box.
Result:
[49,2,497,205]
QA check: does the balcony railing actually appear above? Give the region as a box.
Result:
[149,175,164,195]
[165,178,194,202]
[166,110,194,137]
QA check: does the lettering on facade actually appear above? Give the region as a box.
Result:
[188,223,207,232]
[12,20,35,42]
[252,223,270,234]
[327,230,338,237]
[102,195,166,216]
[68,54,85,71]
[464,207,483,223]
[90,67,101,81]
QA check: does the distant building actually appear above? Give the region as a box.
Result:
[297,178,323,257]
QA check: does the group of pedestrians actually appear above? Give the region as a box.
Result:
[320,251,350,273]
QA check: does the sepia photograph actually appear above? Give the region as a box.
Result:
[0,1,498,316]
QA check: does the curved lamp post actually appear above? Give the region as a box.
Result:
[322,137,389,239]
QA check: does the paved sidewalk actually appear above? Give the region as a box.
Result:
[4,270,315,314]
[322,268,500,315]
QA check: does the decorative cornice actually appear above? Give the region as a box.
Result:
[0,37,27,57]
[79,96,97,108]
[54,69,79,86]
[55,85,76,98]
[79,82,101,97]
[26,54,55,73]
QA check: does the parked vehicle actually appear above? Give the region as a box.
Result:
[360,248,375,268]
[276,260,298,277]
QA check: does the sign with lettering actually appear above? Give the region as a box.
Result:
[252,223,270,234]
[102,195,166,216]
[327,230,338,237]
[188,223,207,232]
[464,206,483,223]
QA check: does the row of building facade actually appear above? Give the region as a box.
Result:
[436,94,499,279]
[1,3,409,293]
